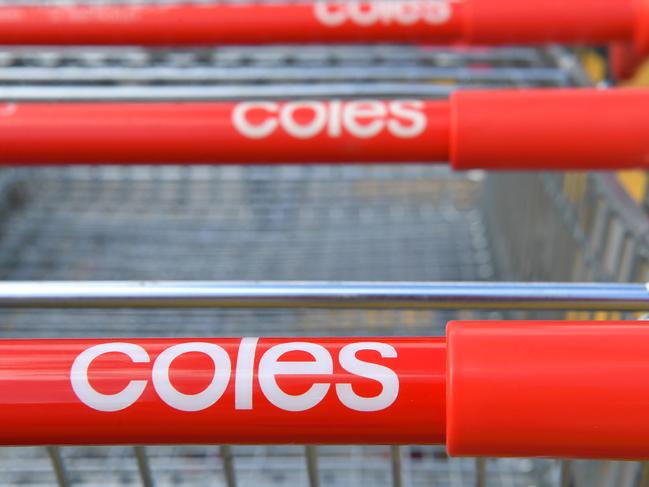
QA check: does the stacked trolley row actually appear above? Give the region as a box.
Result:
[0,2,647,487]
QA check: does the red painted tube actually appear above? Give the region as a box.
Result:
[0,0,642,49]
[4,322,649,459]
[0,89,649,169]
[0,337,446,445]
[446,321,649,460]
[0,2,468,45]
[0,100,450,164]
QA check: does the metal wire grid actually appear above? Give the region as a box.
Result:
[544,173,649,284]
[0,43,588,487]
[0,446,552,487]
[0,164,557,487]
[485,172,649,487]
[487,172,649,287]
[0,165,492,341]
[0,44,576,100]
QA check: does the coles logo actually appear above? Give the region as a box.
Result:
[71,339,399,413]
[313,0,454,27]
[232,100,427,140]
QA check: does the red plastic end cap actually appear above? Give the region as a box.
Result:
[636,0,649,57]
[610,42,643,81]
[449,88,649,171]
[611,0,649,81]
[465,0,634,44]
[447,321,649,460]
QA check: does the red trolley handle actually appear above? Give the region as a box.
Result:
[0,0,645,53]
[1,321,648,460]
[0,88,647,170]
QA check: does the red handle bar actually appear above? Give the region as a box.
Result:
[0,0,645,52]
[2,321,649,460]
[0,88,647,170]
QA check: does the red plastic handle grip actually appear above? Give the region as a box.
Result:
[0,89,648,170]
[0,0,642,48]
[450,88,649,170]
[446,321,649,460]
[464,0,634,45]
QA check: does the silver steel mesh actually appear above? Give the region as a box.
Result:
[0,44,576,100]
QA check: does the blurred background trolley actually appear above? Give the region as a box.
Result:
[0,2,647,487]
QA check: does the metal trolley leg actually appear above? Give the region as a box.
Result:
[390,446,403,487]
[305,446,319,487]
[134,446,155,487]
[475,458,487,487]
[220,445,237,487]
[560,461,573,487]
[47,446,71,487]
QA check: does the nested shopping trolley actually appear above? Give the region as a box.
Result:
[0,0,647,79]
[0,3,649,487]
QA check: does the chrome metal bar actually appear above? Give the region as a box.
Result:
[134,446,155,487]
[0,66,566,84]
[0,281,647,311]
[0,83,456,101]
[47,446,71,487]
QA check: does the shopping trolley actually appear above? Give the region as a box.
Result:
[0,0,643,50]
[0,0,646,79]
[0,8,647,487]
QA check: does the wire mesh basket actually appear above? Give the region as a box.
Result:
[0,15,646,487]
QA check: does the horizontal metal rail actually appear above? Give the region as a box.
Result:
[0,281,647,310]
[0,65,568,84]
[0,83,458,101]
